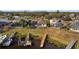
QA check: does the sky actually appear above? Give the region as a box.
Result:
[0,0,79,11]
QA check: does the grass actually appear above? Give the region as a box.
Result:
[1,27,79,48]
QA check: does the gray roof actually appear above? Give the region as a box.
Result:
[71,22,79,30]
[0,19,9,23]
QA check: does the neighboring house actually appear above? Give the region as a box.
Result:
[50,18,58,26]
[50,18,63,28]
[69,14,75,18]
[11,20,20,25]
[55,21,63,28]
[13,16,20,20]
[0,16,6,19]
[69,14,76,20]
[0,19,9,26]
[70,21,79,32]
[75,14,79,20]
[30,20,37,28]
[10,20,22,28]
[12,20,18,23]
[0,19,11,32]
[21,16,28,20]
[4,13,11,17]
[37,19,47,28]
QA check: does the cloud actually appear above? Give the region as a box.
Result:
[0,0,78,11]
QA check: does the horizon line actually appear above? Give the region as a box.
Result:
[1,10,79,12]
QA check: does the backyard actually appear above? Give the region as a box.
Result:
[1,27,79,48]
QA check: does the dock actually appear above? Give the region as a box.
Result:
[65,39,77,49]
[40,33,47,48]
[9,32,17,39]
[25,33,32,46]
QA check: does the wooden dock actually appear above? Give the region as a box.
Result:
[9,32,17,39]
[25,33,32,46]
[40,33,47,48]
[65,39,77,49]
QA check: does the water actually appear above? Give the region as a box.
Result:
[0,39,57,49]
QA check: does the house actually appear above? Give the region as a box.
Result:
[69,14,75,18]
[10,20,22,28]
[4,13,11,17]
[75,14,79,20]
[37,19,47,28]
[55,21,63,28]
[12,20,20,23]
[69,14,76,20]
[0,19,10,31]
[31,20,37,28]
[13,16,20,20]
[0,19,9,26]
[26,19,47,28]
[50,18,58,26]
[70,21,79,32]
[50,18,63,28]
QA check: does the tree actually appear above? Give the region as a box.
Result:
[56,10,60,13]
[19,19,25,27]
